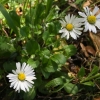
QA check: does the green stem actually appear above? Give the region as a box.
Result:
[80,73,100,83]
[23,0,29,16]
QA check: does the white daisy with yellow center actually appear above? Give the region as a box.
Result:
[7,62,36,92]
[78,6,100,33]
[59,14,83,40]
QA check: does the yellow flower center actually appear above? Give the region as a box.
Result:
[66,24,74,31]
[87,15,96,24]
[18,73,26,81]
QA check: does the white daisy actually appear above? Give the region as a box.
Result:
[59,14,83,40]
[7,62,36,93]
[78,6,100,33]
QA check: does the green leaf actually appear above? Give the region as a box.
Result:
[44,60,58,72]
[3,62,16,72]
[41,49,50,57]
[51,85,64,93]
[88,65,99,77]
[40,49,50,64]
[27,58,39,68]
[75,0,84,4]
[0,0,9,4]
[41,68,51,79]
[77,66,85,78]
[64,83,78,94]
[24,86,36,100]
[46,9,55,22]
[26,39,40,54]
[34,2,45,25]
[63,45,77,59]
[45,0,53,17]
[0,4,19,35]
[0,69,4,79]
[20,26,29,37]
[82,81,94,86]
[42,31,49,41]
[80,73,100,83]
[0,69,4,74]
[0,36,15,57]
[9,11,20,27]
[51,53,66,65]
[47,22,59,35]
[45,77,63,88]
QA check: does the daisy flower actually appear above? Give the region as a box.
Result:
[7,62,36,93]
[78,6,100,33]
[59,14,83,40]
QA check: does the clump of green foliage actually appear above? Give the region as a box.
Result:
[0,0,100,100]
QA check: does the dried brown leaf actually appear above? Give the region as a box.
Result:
[83,0,92,7]
[68,3,79,10]
[85,45,96,56]
[71,66,80,73]
[89,32,100,57]
[68,0,75,3]
[93,97,100,100]
[80,43,89,57]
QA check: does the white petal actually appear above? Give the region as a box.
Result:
[23,81,29,92]
[74,22,83,27]
[78,12,87,17]
[65,14,70,23]
[16,69,20,74]
[69,14,75,23]
[70,31,77,39]
[18,89,20,93]
[12,70,17,74]
[84,6,90,16]
[74,27,83,31]
[74,18,85,23]
[7,77,18,83]
[84,22,89,32]
[59,28,66,33]
[88,24,96,33]
[7,74,17,78]
[93,6,99,15]
[25,71,34,76]
[88,24,92,32]
[20,82,26,92]
[21,62,26,72]
[73,29,82,35]
[25,81,33,88]
[95,21,100,29]
[9,78,17,82]
[91,25,97,33]
[26,76,36,83]
[16,81,21,92]
[16,62,21,71]
[65,15,69,23]
[26,78,34,84]
[14,81,19,89]
[90,11,93,15]
[61,32,67,38]
[96,14,100,19]
[59,20,66,27]
[10,80,18,88]
[24,64,30,71]
[26,76,36,80]
[66,31,70,40]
